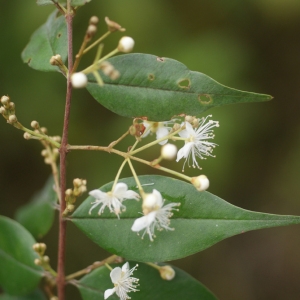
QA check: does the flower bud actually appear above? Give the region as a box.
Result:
[24,132,31,140]
[67,204,75,212]
[71,72,88,88]
[43,255,50,263]
[9,102,15,110]
[40,127,48,134]
[50,54,62,66]
[118,36,134,53]
[73,178,82,187]
[1,96,10,107]
[159,265,175,280]
[89,16,99,25]
[0,106,6,115]
[65,189,73,197]
[161,144,177,160]
[34,258,42,266]
[105,17,125,32]
[31,120,39,129]
[86,24,97,38]
[8,114,17,124]
[191,175,209,191]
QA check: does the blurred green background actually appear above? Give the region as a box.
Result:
[1,0,300,299]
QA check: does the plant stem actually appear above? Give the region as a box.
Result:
[57,2,73,299]
[65,255,118,281]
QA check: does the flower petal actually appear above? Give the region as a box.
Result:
[121,262,129,273]
[152,189,163,207]
[176,142,193,161]
[123,190,140,200]
[156,127,169,145]
[104,288,116,299]
[110,267,122,283]
[89,189,107,199]
[131,212,156,232]
[113,182,128,195]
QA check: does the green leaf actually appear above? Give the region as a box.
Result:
[71,175,300,262]
[76,261,218,300]
[86,54,272,121]
[15,176,57,239]
[0,216,43,296]
[21,11,67,72]
[36,0,91,6]
[0,289,46,300]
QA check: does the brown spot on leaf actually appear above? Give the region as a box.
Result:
[178,78,191,89]
[148,74,155,81]
[156,57,164,62]
[198,94,213,105]
[57,33,62,38]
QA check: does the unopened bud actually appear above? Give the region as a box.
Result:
[40,127,48,134]
[65,189,73,197]
[43,255,50,263]
[161,144,177,160]
[9,102,15,110]
[0,106,6,115]
[8,114,17,124]
[41,149,48,157]
[31,120,39,129]
[191,175,209,191]
[86,24,97,38]
[89,16,99,25]
[118,36,134,53]
[67,204,75,212]
[1,96,10,107]
[24,132,31,140]
[73,178,82,187]
[159,265,175,280]
[34,258,42,266]
[172,123,181,131]
[52,136,61,142]
[105,17,125,32]
[71,72,88,89]
[50,54,63,66]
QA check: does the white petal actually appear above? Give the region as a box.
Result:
[104,288,116,299]
[113,182,128,195]
[110,267,122,283]
[185,122,195,134]
[141,121,151,138]
[156,127,169,145]
[122,262,129,273]
[123,190,140,200]
[152,189,163,207]
[131,212,156,232]
[176,142,193,162]
[89,189,107,199]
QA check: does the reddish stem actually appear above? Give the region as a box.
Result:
[57,8,73,300]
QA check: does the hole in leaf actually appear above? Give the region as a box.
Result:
[198,94,213,105]
[178,78,191,89]
[156,57,164,62]
[148,74,155,81]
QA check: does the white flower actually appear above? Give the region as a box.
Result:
[71,72,88,88]
[142,120,175,145]
[104,262,139,300]
[191,175,209,191]
[131,189,180,241]
[176,115,219,171]
[89,183,140,218]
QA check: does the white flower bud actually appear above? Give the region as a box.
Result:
[118,36,135,53]
[8,114,17,123]
[71,72,88,88]
[40,127,48,134]
[0,106,6,114]
[161,143,177,160]
[89,16,99,25]
[191,175,209,191]
[86,24,97,37]
[23,132,31,140]
[31,120,39,129]
[159,265,175,280]
[1,96,10,107]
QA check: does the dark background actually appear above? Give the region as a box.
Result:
[1,1,300,299]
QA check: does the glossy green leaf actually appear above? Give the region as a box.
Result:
[76,261,218,300]
[0,216,43,296]
[15,176,57,239]
[87,54,272,121]
[36,0,91,6]
[21,11,67,72]
[71,175,300,262]
[0,289,46,300]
